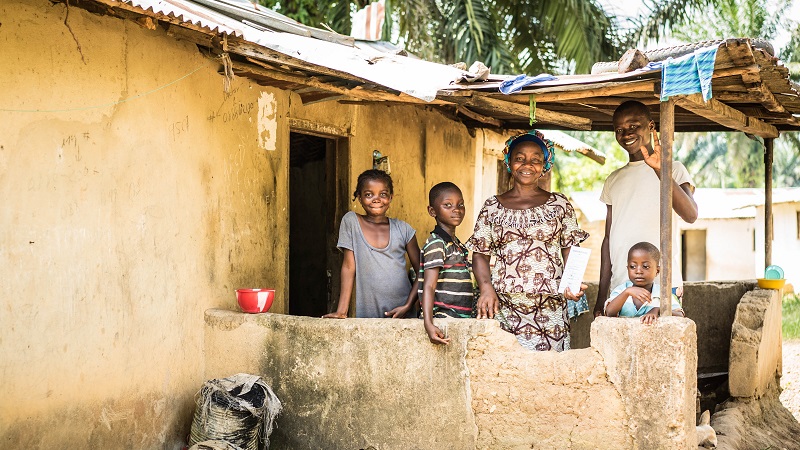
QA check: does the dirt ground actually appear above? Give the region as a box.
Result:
[781,339,800,422]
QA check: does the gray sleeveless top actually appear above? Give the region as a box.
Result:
[337,211,416,318]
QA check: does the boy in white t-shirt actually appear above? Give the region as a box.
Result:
[593,101,698,317]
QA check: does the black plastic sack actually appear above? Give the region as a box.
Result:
[189,374,282,450]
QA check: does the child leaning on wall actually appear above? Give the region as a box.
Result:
[417,182,477,345]
[604,241,685,324]
[323,169,421,319]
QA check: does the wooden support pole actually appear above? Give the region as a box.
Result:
[765,138,774,268]
[660,98,675,317]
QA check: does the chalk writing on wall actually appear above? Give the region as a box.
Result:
[207,97,254,124]
[169,116,189,141]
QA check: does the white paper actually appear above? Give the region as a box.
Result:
[558,246,591,295]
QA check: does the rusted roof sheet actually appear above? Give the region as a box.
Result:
[92,0,470,102]
[67,1,800,135]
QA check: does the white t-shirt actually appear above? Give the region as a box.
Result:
[599,160,694,290]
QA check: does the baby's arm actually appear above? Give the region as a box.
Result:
[604,290,629,317]
[605,286,651,317]
[385,235,421,318]
[421,266,450,345]
[323,249,355,319]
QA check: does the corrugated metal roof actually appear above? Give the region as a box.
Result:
[70,2,800,134]
[118,0,470,102]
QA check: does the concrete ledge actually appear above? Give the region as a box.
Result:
[728,288,782,398]
[205,309,698,449]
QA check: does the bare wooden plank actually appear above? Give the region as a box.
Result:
[465,95,592,130]
[507,80,658,102]
[765,138,774,268]
[232,59,443,105]
[288,117,350,137]
[228,39,371,84]
[455,106,503,127]
[674,94,779,138]
[659,98,675,317]
[556,97,661,106]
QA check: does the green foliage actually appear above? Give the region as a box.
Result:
[551,131,628,196]
[259,0,624,75]
[781,23,800,82]
[675,132,765,188]
[633,0,800,189]
[783,292,800,340]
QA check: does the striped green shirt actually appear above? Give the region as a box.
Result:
[417,226,476,318]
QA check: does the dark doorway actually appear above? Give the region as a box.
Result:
[289,132,348,316]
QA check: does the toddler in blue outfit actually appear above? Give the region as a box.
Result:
[604,241,684,324]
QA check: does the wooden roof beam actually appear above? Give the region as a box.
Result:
[454,106,503,127]
[741,72,787,113]
[232,59,446,105]
[674,93,779,138]
[465,95,592,130]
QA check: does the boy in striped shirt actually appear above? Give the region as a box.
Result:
[418,182,477,345]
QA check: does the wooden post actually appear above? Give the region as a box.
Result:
[765,138,774,268]
[659,98,675,316]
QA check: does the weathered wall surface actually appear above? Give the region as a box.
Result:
[0,1,288,447]
[205,310,698,449]
[729,288,783,398]
[683,281,755,373]
[592,318,697,450]
[467,326,632,450]
[711,287,800,450]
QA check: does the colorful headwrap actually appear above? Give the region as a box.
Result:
[503,130,555,173]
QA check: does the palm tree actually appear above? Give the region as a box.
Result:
[257,0,624,75]
[631,0,799,189]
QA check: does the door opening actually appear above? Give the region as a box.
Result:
[682,229,707,281]
[289,132,347,316]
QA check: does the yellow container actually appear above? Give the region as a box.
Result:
[756,278,786,290]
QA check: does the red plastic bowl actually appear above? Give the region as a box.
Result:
[236,289,275,313]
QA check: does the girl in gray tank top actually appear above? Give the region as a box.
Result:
[323,170,421,319]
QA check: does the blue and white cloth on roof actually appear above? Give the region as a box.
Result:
[499,73,558,94]
[659,45,719,102]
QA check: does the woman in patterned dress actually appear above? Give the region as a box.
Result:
[467,131,589,351]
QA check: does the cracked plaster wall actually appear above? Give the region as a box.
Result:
[204,310,698,449]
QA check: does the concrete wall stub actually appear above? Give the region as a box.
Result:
[591,317,698,450]
[467,326,631,450]
[205,310,699,449]
[728,288,783,398]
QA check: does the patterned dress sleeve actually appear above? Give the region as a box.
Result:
[337,211,357,251]
[558,194,589,247]
[465,199,494,255]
